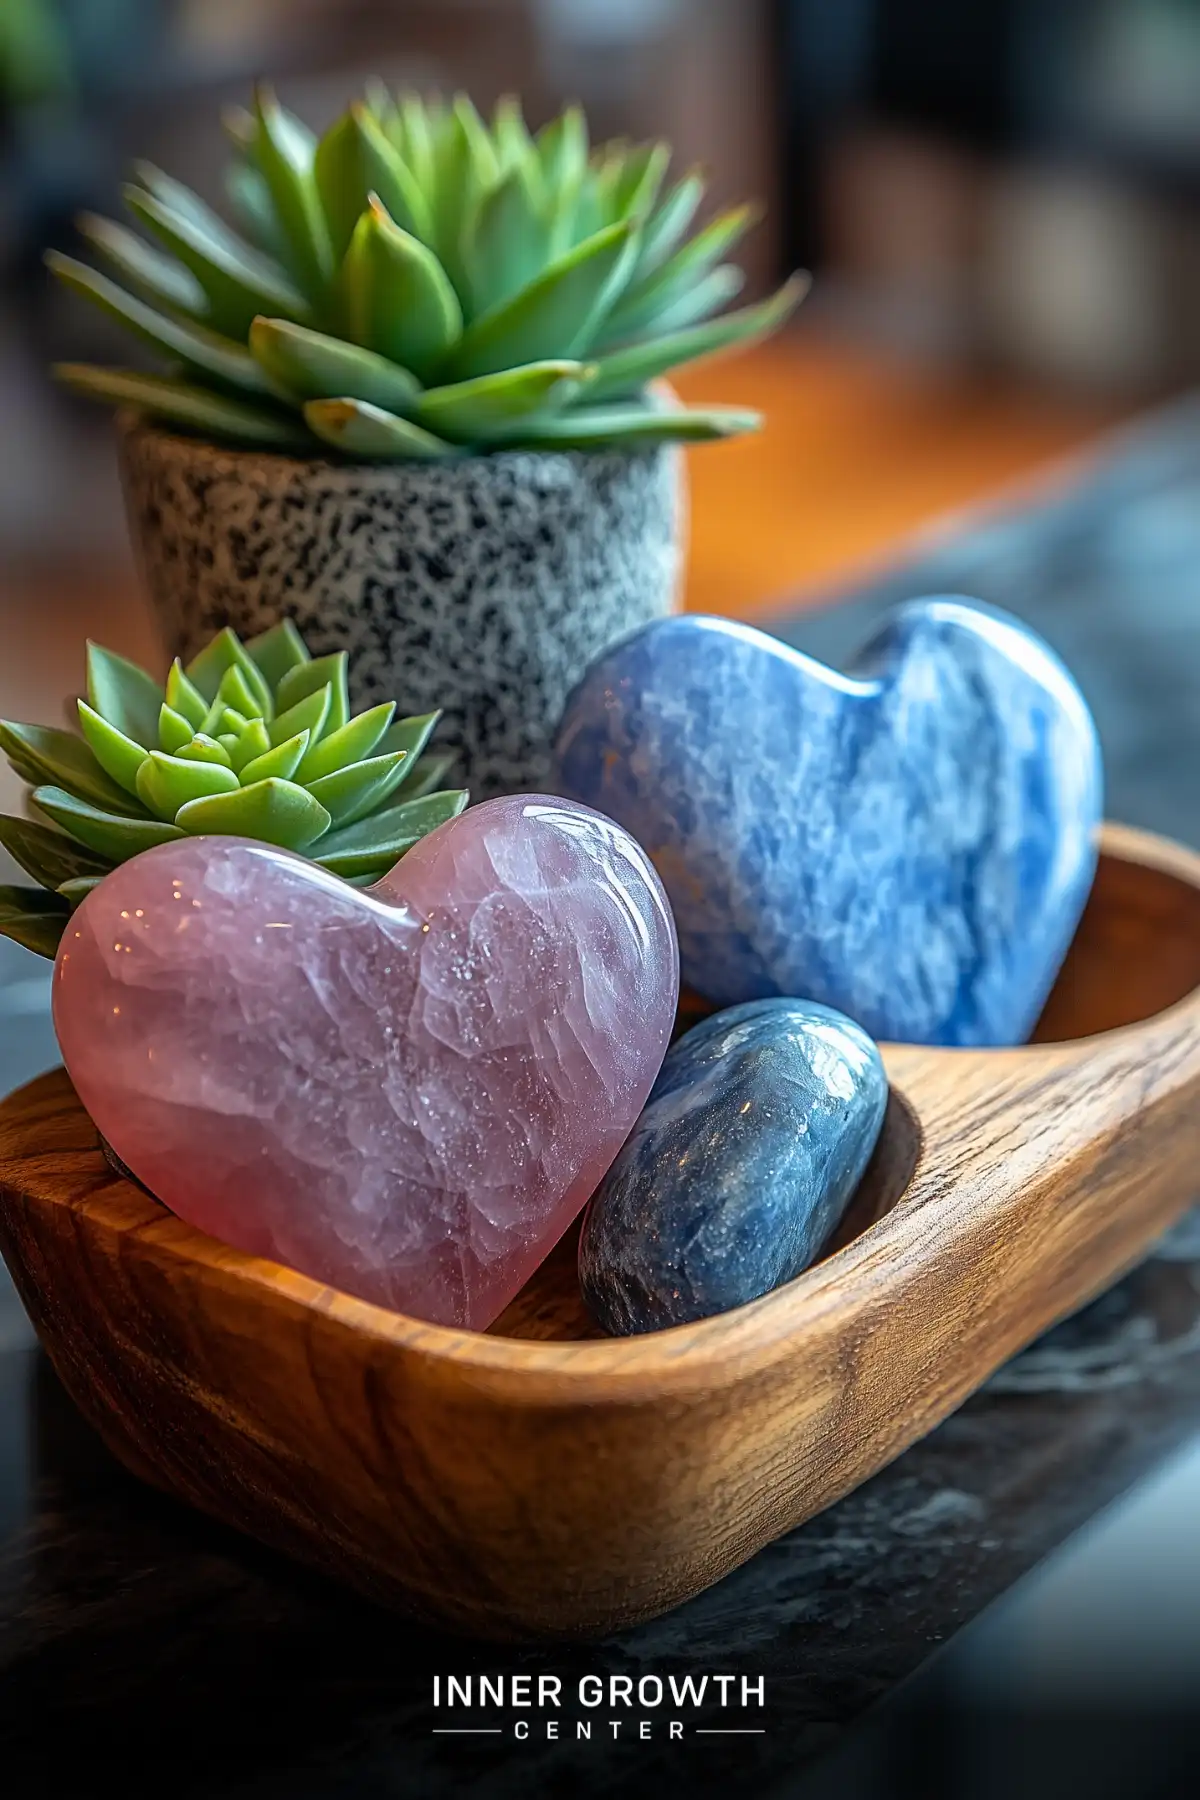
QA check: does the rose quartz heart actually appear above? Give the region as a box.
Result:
[53,796,678,1329]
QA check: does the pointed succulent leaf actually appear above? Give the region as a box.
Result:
[377,709,440,768]
[492,95,536,171]
[224,160,289,263]
[175,778,331,850]
[136,751,240,818]
[227,716,271,772]
[588,273,810,401]
[504,402,761,449]
[238,729,310,785]
[124,185,309,338]
[76,701,147,796]
[536,105,588,192]
[75,210,207,316]
[86,642,163,748]
[165,659,209,730]
[430,95,500,300]
[296,701,394,783]
[632,169,705,278]
[613,142,670,222]
[314,787,468,875]
[251,84,333,300]
[314,104,433,263]
[53,364,311,451]
[249,316,420,414]
[0,721,147,817]
[305,750,410,828]
[395,747,458,799]
[394,93,436,194]
[415,360,591,443]
[339,200,461,381]
[0,815,112,888]
[157,703,194,754]
[601,202,758,342]
[57,876,106,908]
[30,787,183,864]
[445,218,637,381]
[275,654,349,738]
[46,253,272,396]
[245,619,310,690]
[176,733,232,766]
[464,157,555,314]
[186,625,274,715]
[268,682,332,748]
[218,733,241,759]
[648,264,745,335]
[304,397,454,462]
[0,884,70,959]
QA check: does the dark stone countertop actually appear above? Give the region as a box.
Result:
[2,393,1200,1798]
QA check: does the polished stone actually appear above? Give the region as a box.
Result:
[578,998,888,1333]
[51,795,679,1331]
[555,598,1103,1046]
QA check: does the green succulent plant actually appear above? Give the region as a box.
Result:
[0,621,467,958]
[47,86,808,458]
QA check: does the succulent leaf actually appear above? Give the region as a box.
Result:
[31,787,185,863]
[124,184,309,338]
[86,643,163,748]
[415,359,590,443]
[77,701,148,795]
[251,84,334,300]
[314,787,468,874]
[76,209,207,315]
[305,749,410,828]
[57,876,106,909]
[339,199,461,380]
[175,777,331,849]
[177,733,232,766]
[315,104,433,263]
[0,816,112,888]
[136,750,241,816]
[588,273,809,402]
[0,721,147,817]
[446,218,637,382]
[238,729,310,785]
[245,619,310,690]
[0,885,70,958]
[275,653,350,736]
[249,316,420,413]
[269,683,332,748]
[504,402,761,449]
[165,659,210,729]
[46,253,272,396]
[296,701,395,783]
[54,364,310,450]
[186,624,274,716]
[304,398,454,461]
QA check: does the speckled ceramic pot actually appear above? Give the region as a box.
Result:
[117,415,685,799]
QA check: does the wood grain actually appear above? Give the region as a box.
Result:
[1,823,1198,1641]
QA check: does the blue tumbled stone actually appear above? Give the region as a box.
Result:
[554,598,1102,1047]
[578,998,888,1334]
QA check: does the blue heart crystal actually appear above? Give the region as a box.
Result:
[555,599,1102,1045]
[578,998,888,1334]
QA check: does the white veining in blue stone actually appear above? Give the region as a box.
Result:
[554,598,1102,1046]
[578,998,888,1334]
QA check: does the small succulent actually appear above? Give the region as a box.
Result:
[0,622,466,958]
[48,86,807,459]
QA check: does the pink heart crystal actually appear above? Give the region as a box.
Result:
[52,796,678,1330]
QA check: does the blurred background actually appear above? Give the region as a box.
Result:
[1,0,1199,741]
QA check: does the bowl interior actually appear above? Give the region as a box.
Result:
[491,846,1200,1342]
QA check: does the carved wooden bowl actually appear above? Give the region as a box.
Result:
[1,823,1198,1641]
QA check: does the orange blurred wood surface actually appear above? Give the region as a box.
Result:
[674,327,1126,617]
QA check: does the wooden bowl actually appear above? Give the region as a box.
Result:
[1,822,1198,1642]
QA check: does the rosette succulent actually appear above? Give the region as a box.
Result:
[0,621,466,958]
[47,86,807,458]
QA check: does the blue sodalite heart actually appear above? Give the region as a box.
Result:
[554,598,1102,1045]
[578,999,888,1334]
